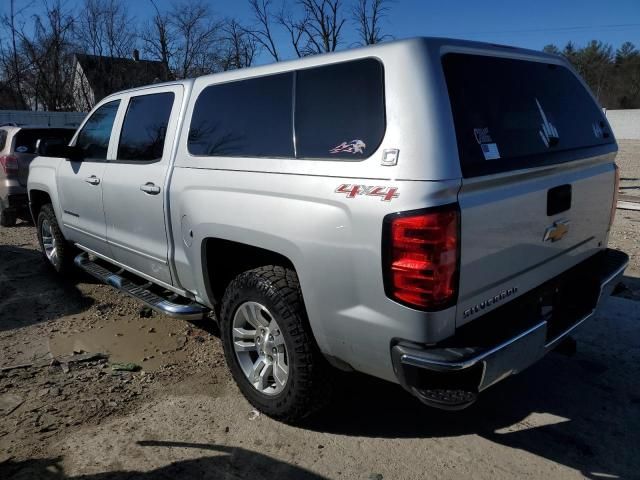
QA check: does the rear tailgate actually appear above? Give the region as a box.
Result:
[442,52,618,327]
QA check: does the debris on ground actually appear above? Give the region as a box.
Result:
[111,363,141,372]
[248,409,260,421]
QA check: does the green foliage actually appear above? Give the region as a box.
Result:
[544,40,640,109]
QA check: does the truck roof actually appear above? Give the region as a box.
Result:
[105,36,561,99]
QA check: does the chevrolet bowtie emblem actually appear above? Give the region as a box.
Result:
[543,220,570,242]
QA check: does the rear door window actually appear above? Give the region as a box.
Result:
[118,92,174,162]
[295,58,385,159]
[188,73,294,157]
[442,53,614,177]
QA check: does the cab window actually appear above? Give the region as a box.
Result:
[117,93,175,162]
[75,100,120,159]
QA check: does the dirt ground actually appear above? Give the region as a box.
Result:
[1,142,639,479]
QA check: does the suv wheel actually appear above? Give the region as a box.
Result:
[220,265,332,423]
[37,204,74,274]
[0,208,16,227]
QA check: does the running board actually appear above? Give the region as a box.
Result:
[74,252,209,320]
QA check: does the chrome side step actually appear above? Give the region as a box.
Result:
[74,252,209,320]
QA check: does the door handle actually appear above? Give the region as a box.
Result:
[140,182,161,195]
[85,175,100,185]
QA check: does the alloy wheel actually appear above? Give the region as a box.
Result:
[232,301,289,395]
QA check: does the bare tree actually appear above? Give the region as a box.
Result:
[75,0,103,56]
[170,0,222,78]
[75,0,137,58]
[218,19,258,71]
[298,0,346,54]
[18,0,76,110]
[247,0,280,61]
[9,0,28,107]
[0,0,32,108]
[140,0,175,76]
[140,0,222,79]
[276,5,308,58]
[352,0,391,45]
[274,0,346,57]
[103,0,137,58]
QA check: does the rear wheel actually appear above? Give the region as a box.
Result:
[37,204,74,274]
[0,208,17,227]
[220,265,332,423]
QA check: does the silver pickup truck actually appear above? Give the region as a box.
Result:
[28,37,628,422]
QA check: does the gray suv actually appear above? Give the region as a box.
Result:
[0,125,74,226]
[29,38,628,422]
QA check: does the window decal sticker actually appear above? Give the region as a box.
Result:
[536,98,559,147]
[473,127,500,160]
[592,122,605,139]
[15,145,28,153]
[473,127,492,144]
[329,139,366,155]
[481,143,501,160]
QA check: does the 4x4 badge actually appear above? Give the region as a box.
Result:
[543,219,570,242]
[335,184,399,201]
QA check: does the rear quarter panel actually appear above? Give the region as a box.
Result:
[170,167,460,382]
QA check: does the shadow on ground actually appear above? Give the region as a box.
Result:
[0,445,326,479]
[0,245,95,332]
[1,237,637,479]
[613,274,640,300]
[303,338,639,479]
[183,294,639,479]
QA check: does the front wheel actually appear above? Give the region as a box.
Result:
[36,204,74,274]
[220,265,332,423]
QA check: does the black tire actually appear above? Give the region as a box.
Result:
[220,265,332,423]
[36,204,74,274]
[0,208,17,227]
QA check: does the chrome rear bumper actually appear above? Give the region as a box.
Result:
[391,248,629,409]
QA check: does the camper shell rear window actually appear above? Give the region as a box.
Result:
[442,53,614,177]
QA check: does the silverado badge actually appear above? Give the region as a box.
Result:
[543,219,570,242]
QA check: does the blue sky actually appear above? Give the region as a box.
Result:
[3,0,639,64]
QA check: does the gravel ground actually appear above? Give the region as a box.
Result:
[0,142,638,479]
[613,139,640,202]
[608,140,640,300]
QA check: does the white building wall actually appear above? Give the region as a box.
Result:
[0,110,87,128]
[606,109,640,140]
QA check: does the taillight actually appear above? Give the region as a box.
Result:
[0,155,18,175]
[382,204,460,310]
[609,163,620,230]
